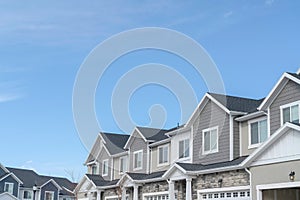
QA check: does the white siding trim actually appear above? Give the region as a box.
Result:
[229,115,234,160]
[202,126,219,155]
[198,185,250,193]
[239,122,242,156]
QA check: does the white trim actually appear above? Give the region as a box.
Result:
[256,181,300,200]
[229,115,234,160]
[40,179,62,190]
[235,111,266,122]
[146,144,150,174]
[0,192,19,200]
[239,121,242,156]
[4,182,14,194]
[44,191,54,200]
[178,138,190,160]
[202,126,219,155]
[191,125,194,163]
[124,127,147,149]
[280,100,300,126]
[206,93,231,114]
[148,138,171,147]
[102,159,109,176]
[143,191,169,200]
[247,116,268,149]
[133,150,143,171]
[23,190,33,200]
[198,185,250,193]
[251,154,300,167]
[119,156,127,175]
[267,107,271,137]
[185,95,209,127]
[104,195,127,200]
[110,158,113,181]
[157,144,169,167]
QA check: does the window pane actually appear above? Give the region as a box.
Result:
[251,122,259,144]
[159,148,163,163]
[184,139,189,157]
[204,131,210,151]
[291,105,299,123]
[134,153,138,168]
[259,120,268,142]
[163,147,168,163]
[179,141,184,158]
[210,129,217,150]
[283,107,290,123]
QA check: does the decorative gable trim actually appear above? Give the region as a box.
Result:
[40,179,62,190]
[258,72,300,111]
[0,163,10,173]
[0,172,23,184]
[124,127,147,149]
[0,192,19,200]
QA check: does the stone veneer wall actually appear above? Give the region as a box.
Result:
[192,170,250,199]
[139,181,169,199]
[102,187,122,199]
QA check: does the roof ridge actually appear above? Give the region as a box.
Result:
[208,92,261,101]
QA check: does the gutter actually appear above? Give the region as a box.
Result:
[245,168,252,199]
[235,111,267,122]
[148,138,171,147]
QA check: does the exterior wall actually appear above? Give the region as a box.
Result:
[113,155,128,180]
[151,143,170,173]
[170,129,192,164]
[0,167,6,177]
[128,130,148,173]
[269,80,300,134]
[250,160,300,200]
[140,181,169,200]
[192,170,250,199]
[102,188,124,200]
[233,120,240,159]
[0,176,19,197]
[97,148,111,181]
[193,100,230,164]
[40,182,59,200]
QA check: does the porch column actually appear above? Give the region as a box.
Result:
[97,191,102,200]
[169,180,175,200]
[186,177,192,200]
[133,185,139,200]
[121,187,126,200]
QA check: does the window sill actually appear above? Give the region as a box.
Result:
[202,150,218,155]
[157,162,169,167]
[248,143,262,149]
[133,167,142,171]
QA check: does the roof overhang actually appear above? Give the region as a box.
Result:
[0,173,23,184]
[0,192,19,200]
[235,111,267,122]
[40,179,62,190]
[124,127,147,149]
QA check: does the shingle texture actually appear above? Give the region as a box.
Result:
[136,127,169,142]
[287,72,300,80]
[127,171,166,180]
[208,93,264,113]
[177,156,247,171]
[100,132,130,155]
[86,174,119,187]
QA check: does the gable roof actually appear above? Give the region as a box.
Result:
[100,132,130,155]
[259,72,300,110]
[85,174,119,187]
[136,127,169,141]
[0,192,19,200]
[127,171,166,181]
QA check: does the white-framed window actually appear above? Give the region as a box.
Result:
[248,117,268,148]
[179,138,190,159]
[4,182,14,194]
[44,191,54,200]
[102,159,109,176]
[158,144,169,165]
[91,165,97,175]
[23,190,33,199]
[281,101,300,125]
[143,191,177,200]
[133,150,143,170]
[202,126,218,154]
[119,156,127,174]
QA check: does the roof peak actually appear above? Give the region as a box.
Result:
[208,92,261,101]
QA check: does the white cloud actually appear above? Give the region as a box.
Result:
[224,11,233,18]
[0,94,22,103]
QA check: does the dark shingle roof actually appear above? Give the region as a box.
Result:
[208,93,264,113]
[127,171,166,181]
[136,127,169,142]
[100,132,130,155]
[287,72,300,80]
[86,174,119,187]
[177,156,247,172]
[7,167,76,196]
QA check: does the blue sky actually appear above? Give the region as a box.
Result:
[0,1,299,180]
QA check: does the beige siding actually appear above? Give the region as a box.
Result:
[251,160,300,200]
[270,80,300,134]
[129,130,148,173]
[192,100,230,164]
[97,148,111,181]
[113,157,120,180]
[151,143,170,173]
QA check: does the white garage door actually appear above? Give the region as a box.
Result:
[198,187,250,200]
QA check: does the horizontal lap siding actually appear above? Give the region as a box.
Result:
[233,120,240,158]
[193,100,230,164]
[98,148,111,180]
[270,80,300,134]
[129,131,148,173]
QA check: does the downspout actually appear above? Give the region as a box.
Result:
[245,168,252,199]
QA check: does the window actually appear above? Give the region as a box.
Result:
[202,127,218,154]
[91,165,97,174]
[4,182,14,194]
[44,191,54,200]
[179,139,190,159]
[102,160,109,176]
[133,150,143,170]
[24,190,33,199]
[249,118,268,147]
[119,156,127,174]
[158,144,169,165]
[281,102,300,125]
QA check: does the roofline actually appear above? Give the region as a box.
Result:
[73,176,87,193]
[0,163,10,173]
[165,126,190,136]
[185,94,209,127]
[0,192,19,200]
[148,137,171,147]
[84,134,102,164]
[186,164,244,175]
[124,127,147,149]
[40,179,62,190]
[111,151,128,158]
[235,111,267,122]
[0,172,23,184]
[241,122,300,167]
[258,72,300,110]
[162,163,187,179]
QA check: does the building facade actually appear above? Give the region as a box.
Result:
[75,69,300,200]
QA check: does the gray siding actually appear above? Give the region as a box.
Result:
[97,148,112,181]
[270,80,300,134]
[0,168,6,177]
[233,119,240,158]
[129,130,148,173]
[193,100,230,164]
[40,182,59,200]
[0,175,19,197]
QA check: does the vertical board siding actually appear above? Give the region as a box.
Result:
[270,80,300,134]
[193,100,230,164]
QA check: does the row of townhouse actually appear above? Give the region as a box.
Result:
[0,164,76,200]
[75,69,300,200]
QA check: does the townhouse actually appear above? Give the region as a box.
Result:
[75,69,300,200]
[0,164,76,200]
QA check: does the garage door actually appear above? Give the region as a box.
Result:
[198,188,250,200]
